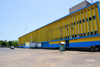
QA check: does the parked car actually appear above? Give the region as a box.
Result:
[10,46,14,49]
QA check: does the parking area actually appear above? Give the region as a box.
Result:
[0,48,100,67]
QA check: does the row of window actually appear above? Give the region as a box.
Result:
[58,16,96,29]
[56,31,98,40]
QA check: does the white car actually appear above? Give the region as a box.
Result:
[10,46,14,49]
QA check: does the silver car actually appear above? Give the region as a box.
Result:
[10,46,14,49]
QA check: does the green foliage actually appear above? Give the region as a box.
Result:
[6,42,9,47]
[0,41,2,47]
[12,40,18,47]
[2,41,6,47]
[8,41,12,47]
[0,40,18,47]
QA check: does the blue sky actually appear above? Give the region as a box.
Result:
[0,0,99,41]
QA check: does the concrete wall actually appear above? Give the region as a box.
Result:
[69,1,91,13]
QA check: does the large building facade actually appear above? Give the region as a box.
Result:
[18,1,100,51]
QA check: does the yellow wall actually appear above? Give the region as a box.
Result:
[18,3,100,45]
[49,40,65,44]
[25,42,29,44]
[69,36,100,43]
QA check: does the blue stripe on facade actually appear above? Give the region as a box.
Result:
[42,42,49,47]
[19,46,21,48]
[19,41,100,48]
[19,44,23,45]
[42,42,66,48]
[69,41,100,47]
[19,46,25,48]
[48,44,60,48]
[25,47,30,48]
[19,44,25,48]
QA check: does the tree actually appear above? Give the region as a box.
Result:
[2,41,6,47]
[12,40,18,47]
[8,41,12,47]
[0,40,18,47]
[0,41,2,47]
[6,42,9,47]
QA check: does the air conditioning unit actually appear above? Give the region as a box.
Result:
[70,37,72,38]
[77,35,80,37]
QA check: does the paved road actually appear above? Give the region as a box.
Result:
[0,48,100,67]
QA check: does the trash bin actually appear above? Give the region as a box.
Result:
[59,42,66,51]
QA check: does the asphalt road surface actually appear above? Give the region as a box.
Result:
[0,48,100,67]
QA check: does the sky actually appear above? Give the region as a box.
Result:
[0,0,99,41]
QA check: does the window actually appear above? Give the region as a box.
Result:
[86,18,88,22]
[88,32,90,36]
[72,35,74,38]
[77,21,79,24]
[67,24,68,27]
[75,35,77,38]
[89,17,92,21]
[84,33,86,36]
[80,34,82,37]
[72,23,73,26]
[61,27,62,29]
[93,16,96,20]
[79,20,81,24]
[82,19,85,23]
[91,32,93,35]
[95,31,98,35]
[65,25,66,28]
[71,27,73,29]
[74,22,76,25]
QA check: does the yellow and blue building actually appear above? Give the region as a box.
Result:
[18,1,100,51]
